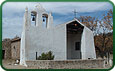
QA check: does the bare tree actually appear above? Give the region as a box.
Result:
[98,9,113,63]
[78,9,113,61]
[78,16,99,35]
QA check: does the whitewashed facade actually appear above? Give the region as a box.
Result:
[20,4,96,66]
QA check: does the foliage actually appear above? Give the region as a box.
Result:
[78,9,113,59]
[37,51,54,60]
[78,9,113,35]
[94,32,113,58]
[78,16,98,35]
[96,9,113,59]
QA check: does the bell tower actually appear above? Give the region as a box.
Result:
[29,4,53,28]
[20,4,54,66]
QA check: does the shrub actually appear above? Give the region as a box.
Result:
[37,51,54,60]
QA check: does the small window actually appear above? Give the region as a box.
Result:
[14,46,15,49]
[75,42,80,50]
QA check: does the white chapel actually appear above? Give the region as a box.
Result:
[20,4,96,66]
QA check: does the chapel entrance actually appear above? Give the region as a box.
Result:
[66,21,84,59]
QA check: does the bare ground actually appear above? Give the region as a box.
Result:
[2,59,27,69]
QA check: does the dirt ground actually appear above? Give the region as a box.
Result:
[2,59,112,69]
[2,59,40,69]
[2,59,27,69]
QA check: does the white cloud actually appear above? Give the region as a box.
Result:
[3,2,113,16]
[2,17,23,39]
[2,2,113,39]
[41,2,113,14]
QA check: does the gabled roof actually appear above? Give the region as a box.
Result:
[56,18,92,32]
[63,18,85,27]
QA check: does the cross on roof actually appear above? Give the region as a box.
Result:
[73,9,78,19]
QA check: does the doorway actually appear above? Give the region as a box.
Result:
[66,21,84,59]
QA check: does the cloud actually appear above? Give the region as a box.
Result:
[2,17,23,39]
[2,2,113,39]
[3,2,113,16]
[41,2,113,15]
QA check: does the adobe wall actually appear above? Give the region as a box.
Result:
[25,24,66,61]
[81,27,96,59]
[11,41,20,60]
[26,59,105,69]
[2,39,11,59]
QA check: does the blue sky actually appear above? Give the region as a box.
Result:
[2,2,113,39]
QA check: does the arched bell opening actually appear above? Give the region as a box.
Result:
[31,11,37,26]
[42,14,48,28]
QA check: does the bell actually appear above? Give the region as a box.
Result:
[43,18,45,22]
[32,16,35,21]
